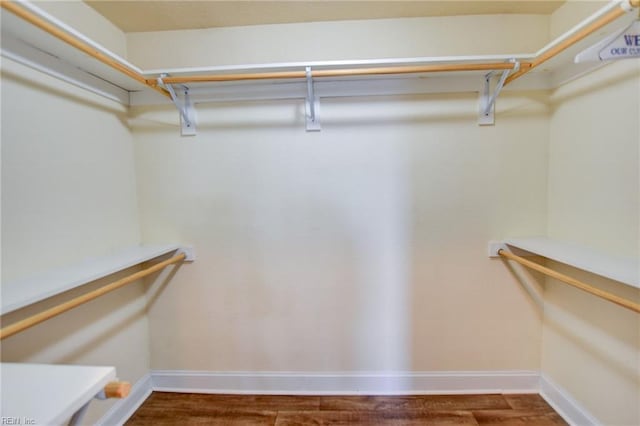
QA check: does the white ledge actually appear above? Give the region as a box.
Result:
[1,244,180,315]
[505,237,639,289]
[0,363,115,425]
[3,0,637,107]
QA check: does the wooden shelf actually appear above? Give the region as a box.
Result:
[0,363,115,425]
[505,237,639,289]
[1,244,180,315]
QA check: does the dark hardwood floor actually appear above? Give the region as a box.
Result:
[126,392,568,425]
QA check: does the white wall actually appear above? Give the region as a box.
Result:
[545,59,640,425]
[131,98,548,372]
[128,13,551,374]
[127,14,548,69]
[0,57,147,424]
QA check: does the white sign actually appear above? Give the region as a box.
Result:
[599,21,640,60]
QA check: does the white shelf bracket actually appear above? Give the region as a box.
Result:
[488,241,508,257]
[157,75,197,136]
[305,66,321,131]
[478,60,520,126]
[68,400,91,426]
[177,245,196,262]
[488,240,540,258]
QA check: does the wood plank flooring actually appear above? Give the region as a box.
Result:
[126,392,568,425]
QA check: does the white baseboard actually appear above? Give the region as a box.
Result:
[97,373,152,426]
[100,370,597,426]
[540,374,599,426]
[150,370,540,395]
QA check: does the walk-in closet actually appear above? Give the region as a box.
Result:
[1,1,638,424]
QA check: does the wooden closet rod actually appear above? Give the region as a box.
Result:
[505,0,640,85]
[0,0,171,99]
[104,381,132,399]
[147,62,524,86]
[0,253,186,341]
[498,249,640,314]
[6,0,637,92]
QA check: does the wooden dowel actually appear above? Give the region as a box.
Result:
[148,62,520,86]
[0,253,186,341]
[504,5,628,85]
[0,0,523,90]
[4,0,638,93]
[104,381,131,398]
[149,70,307,85]
[313,63,518,77]
[0,1,171,99]
[498,249,640,314]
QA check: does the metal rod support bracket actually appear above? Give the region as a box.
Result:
[478,60,520,125]
[305,66,321,131]
[68,400,92,426]
[157,74,197,136]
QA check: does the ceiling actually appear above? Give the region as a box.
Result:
[85,1,566,33]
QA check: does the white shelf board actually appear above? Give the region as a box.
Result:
[1,244,180,315]
[505,237,639,288]
[1,34,131,105]
[2,1,547,108]
[0,5,147,93]
[4,0,635,108]
[0,363,115,425]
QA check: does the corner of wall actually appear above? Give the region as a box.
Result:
[549,1,610,41]
[543,59,640,425]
